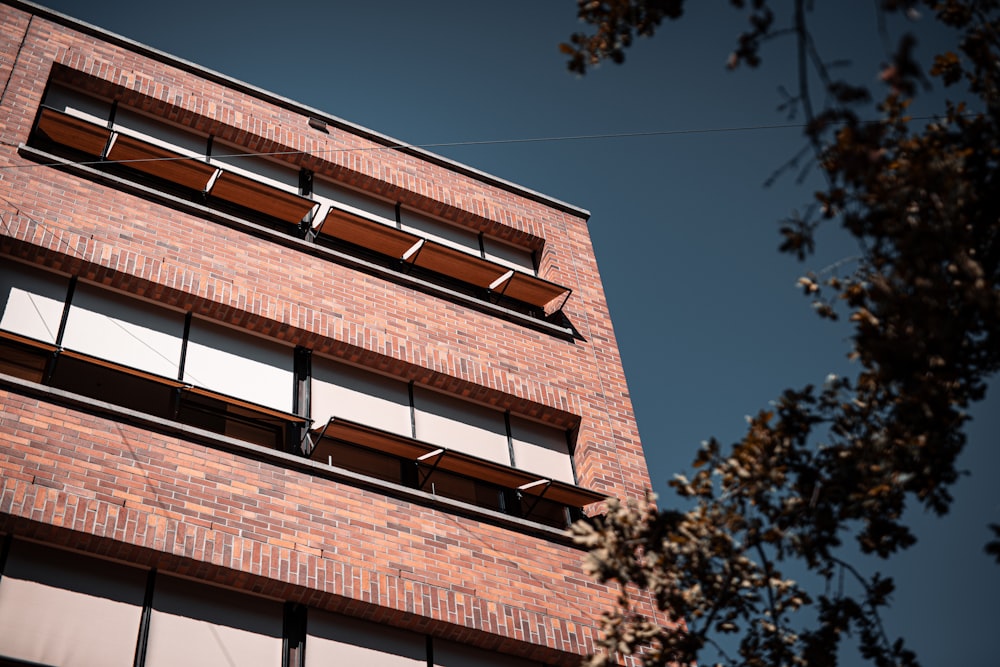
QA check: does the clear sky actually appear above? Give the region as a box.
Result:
[28,1,999,665]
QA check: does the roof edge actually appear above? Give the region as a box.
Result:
[12,0,591,220]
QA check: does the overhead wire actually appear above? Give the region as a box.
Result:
[0,115,950,172]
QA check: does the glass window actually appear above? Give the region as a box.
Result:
[210,141,300,193]
[412,387,509,464]
[434,639,543,667]
[62,282,185,379]
[306,609,426,667]
[483,237,535,275]
[313,178,397,224]
[311,358,411,436]
[509,416,574,484]
[114,106,209,155]
[145,575,283,667]
[183,318,294,412]
[399,208,480,256]
[42,83,112,125]
[0,540,147,667]
[0,261,68,344]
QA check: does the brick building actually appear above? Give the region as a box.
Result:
[0,2,656,665]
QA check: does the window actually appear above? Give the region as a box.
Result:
[0,540,147,667]
[0,261,599,528]
[510,415,575,484]
[184,318,295,413]
[0,261,303,451]
[400,207,482,256]
[28,84,572,325]
[0,261,66,344]
[312,177,397,223]
[62,281,186,379]
[306,609,426,667]
[311,358,411,437]
[306,357,599,528]
[0,541,557,667]
[434,639,548,667]
[145,575,284,667]
[412,386,510,464]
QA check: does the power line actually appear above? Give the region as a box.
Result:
[0,113,954,172]
[0,121,816,172]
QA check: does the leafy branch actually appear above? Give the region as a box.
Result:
[564,2,1000,666]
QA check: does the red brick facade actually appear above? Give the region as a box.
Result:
[0,2,657,665]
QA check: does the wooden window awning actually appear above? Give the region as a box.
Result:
[59,349,187,389]
[31,109,574,315]
[34,108,315,224]
[35,107,111,156]
[209,170,317,223]
[182,385,308,424]
[0,329,59,353]
[318,206,421,258]
[315,206,573,313]
[310,417,605,508]
[105,133,217,191]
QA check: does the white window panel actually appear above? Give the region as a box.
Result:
[313,178,397,223]
[184,318,294,412]
[210,141,300,192]
[114,106,209,155]
[434,639,540,667]
[307,609,426,667]
[145,575,283,667]
[311,357,411,436]
[483,237,535,275]
[62,283,184,378]
[510,416,574,484]
[0,262,68,343]
[413,387,509,464]
[43,83,111,125]
[399,208,480,256]
[0,541,146,667]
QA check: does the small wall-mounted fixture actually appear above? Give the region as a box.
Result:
[307,117,328,132]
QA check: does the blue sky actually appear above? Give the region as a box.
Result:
[31,1,999,664]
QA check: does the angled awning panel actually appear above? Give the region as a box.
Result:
[183,385,308,423]
[209,170,316,223]
[35,107,111,156]
[406,241,509,288]
[59,349,187,388]
[316,207,420,258]
[0,329,59,353]
[497,272,571,314]
[106,133,216,191]
[310,417,605,509]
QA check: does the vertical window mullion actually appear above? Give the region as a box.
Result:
[54,275,76,347]
[566,428,579,486]
[293,346,312,455]
[504,411,515,468]
[131,568,156,667]
[177,311,192,382]
[408,381,416,439]
[44,274,76,384]
[283,602,306,667]
[298,169,315,240]
[0,534,12,583]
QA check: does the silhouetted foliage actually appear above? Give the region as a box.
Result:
[563,2,1000,666]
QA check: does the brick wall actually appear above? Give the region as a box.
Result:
[0,2,659,662]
